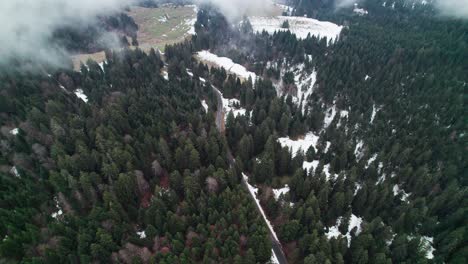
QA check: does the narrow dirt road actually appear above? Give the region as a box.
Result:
[211,85,288,264]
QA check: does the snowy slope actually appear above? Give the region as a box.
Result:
[249,16,342,42]
[197,51,256,82]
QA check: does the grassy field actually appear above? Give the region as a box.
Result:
[71,5,196,70]
[127,5,196,52]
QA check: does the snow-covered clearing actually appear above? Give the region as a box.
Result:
[222,97,247,120]
[278,132,319,156]
[272,185,290,200]
[249,16,343,42]
[201,100,208,112]
[326,214,363,247]
[74,89,88,103]
[242,173,281,262]
[197,51,256,83]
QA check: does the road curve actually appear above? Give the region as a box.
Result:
[211,85,288,264]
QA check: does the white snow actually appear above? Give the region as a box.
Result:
[137,230,147,239]
[421,236,435,259]
[294,66,317,112]
[393,184,410,202]
[242,173,280,243]
[354,140,365,160]
[186,5,198,35]
[324,104,348,129]
[162,70,169,80]
[222,97,247,120]
[98,62,105,71]
[354,183,362,195]
[201,100,208,112]
[197,51,256,83]
[366,154,378,168]
[51,196,63,219]
[272,185,290,200]
[326,214,363,247]
[74,89,88,103]
[303,160,319,173]
[303,160,334,180]
[9,128,19,135]
[270,249,280,264]
[278,132,319,157]
[10,166,20,178]
[249,16,343,43]
[353,4,369,15]
[370,104,380,123]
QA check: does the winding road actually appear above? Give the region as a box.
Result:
[211,85,288,264]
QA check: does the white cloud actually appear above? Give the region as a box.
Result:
[0,0,134,67]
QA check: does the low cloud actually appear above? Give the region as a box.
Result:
[195,0,274,22]
[0,0,134,68]
[434,0,468,18]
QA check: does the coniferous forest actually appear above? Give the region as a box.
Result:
[0,0,466,263]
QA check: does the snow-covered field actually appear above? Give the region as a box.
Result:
[326,214,363,247]
[249,16,343,42]
[197,51,257,82]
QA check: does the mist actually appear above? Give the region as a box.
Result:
[195,0,274,22]
[434,0,468,18]
[0,0,134,68]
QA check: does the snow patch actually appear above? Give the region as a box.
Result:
[197,51,256,83]
[272,185,290,200]
[354,140,365,160]
[278,132,319,157]
[370,104,380,123]
[393,184,410,202]
[366,154,378,168]
[222,97,247,120]
[9,128,19,135]
[270,249,280,264]
[326,214,363,247]
[249,16,343,43]
[353,3,369,15]
[74,89,88,103]
[10,166,20,178]
[201,100,209,112]
[421,236,435,259]
[51,196,63,219]
[137,230,147,239]
[162,70,169,81]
